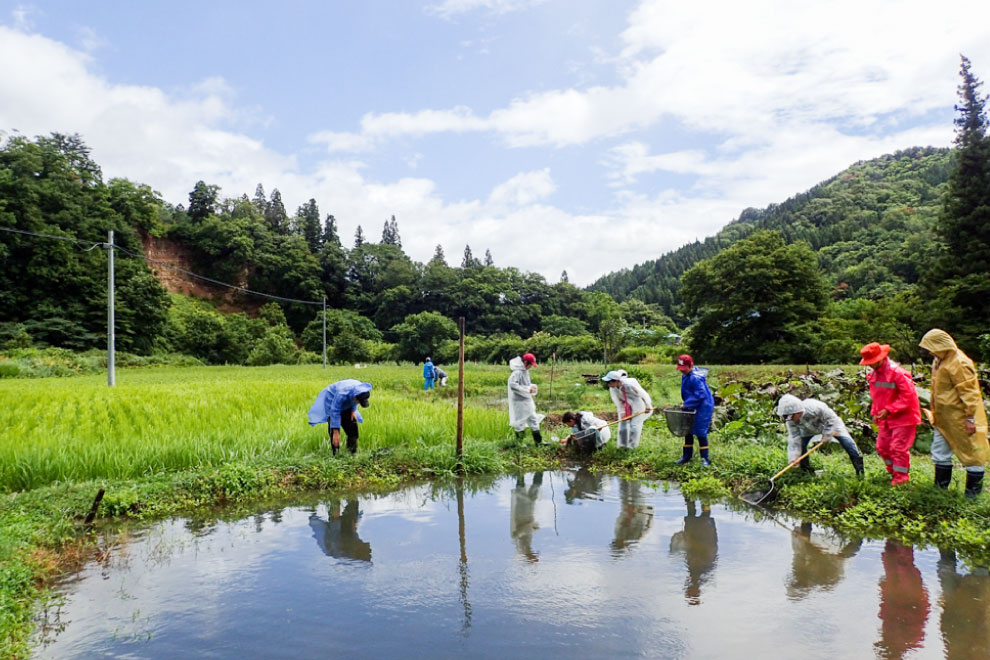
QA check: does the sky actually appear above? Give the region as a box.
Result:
[1,1,988,286]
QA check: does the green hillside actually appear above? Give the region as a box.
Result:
[590,147,953,322]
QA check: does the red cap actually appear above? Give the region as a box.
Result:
[859,342,890,366]
[676,354,693,370]
[522,352,538,367]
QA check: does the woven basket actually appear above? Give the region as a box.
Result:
[662,407,696,437]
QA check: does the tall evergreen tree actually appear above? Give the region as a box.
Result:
[296,198,322,252]
[188,180,219,223]
[252,183,268,215]
[484,249,494,266]
[354,225,365,248]
[560,270,569,283]
[430,244,447,265]
[381,215,402,247]
[265,188,289,233]
[461,244,479,268]
[322,214,341,247]
[930,55,990,350]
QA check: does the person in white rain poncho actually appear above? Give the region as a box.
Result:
[776,394,864,477]
[602,370,653,449]
[507,353,545,445]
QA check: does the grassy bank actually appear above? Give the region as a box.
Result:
[1,362,988,657]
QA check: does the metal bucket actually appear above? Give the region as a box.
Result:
[662,407,696,437]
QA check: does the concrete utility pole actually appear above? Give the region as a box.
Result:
[456,316,465,463]
[322,297,327,369]
[107,230,116,387]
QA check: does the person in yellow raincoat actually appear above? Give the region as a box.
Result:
[919,329,989,498]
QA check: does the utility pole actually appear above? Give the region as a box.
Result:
[322,297,327,369]
[107,230,115,387]
[456,316,465,464]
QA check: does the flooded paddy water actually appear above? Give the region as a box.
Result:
[37,470,988,659]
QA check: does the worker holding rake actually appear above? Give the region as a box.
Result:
[308,379,373,456]
[776,394,864,477]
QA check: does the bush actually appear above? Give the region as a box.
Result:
[246,327,298,366]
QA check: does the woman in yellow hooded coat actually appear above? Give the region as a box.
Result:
[918,329,989,498]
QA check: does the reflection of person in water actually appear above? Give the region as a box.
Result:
[564,466,605,504]
[786,521,862,600]
[610,479,654,556]
[875,540,929,660]
[308,498,372,563]
[510,472,542,562]
[937,548,990,660]
[669,496,718,605]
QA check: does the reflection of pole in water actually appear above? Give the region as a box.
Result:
[938,548,990,660]
[874,539,929,660]
[457,478,471,633]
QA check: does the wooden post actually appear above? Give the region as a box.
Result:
[84,488,105,525]
[456,316,465,464]
[549,351,556,410]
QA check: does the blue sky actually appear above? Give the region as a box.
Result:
[2,1,988,284]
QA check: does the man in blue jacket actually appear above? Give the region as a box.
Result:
[308,379,372,455]
[675,354,715,466]
[423,357,436,390]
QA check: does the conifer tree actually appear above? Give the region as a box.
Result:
[461,244,478,268]
[265,189,289,233]
[484,249,494,266]
[354,225,365,248]
[381,215,402,247]
[430,244,446,265]
[560,270,569,283]
[296,198,322,252]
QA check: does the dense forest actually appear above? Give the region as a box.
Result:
[2,58,988,368]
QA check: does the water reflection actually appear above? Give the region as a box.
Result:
[563,466,605,504]
[786,522,862,600]
[669,496,718,605]
[875,540,930,660]
[938,549,990,660]
[610,479,654,557]
[510,472,542,562]
[308,497,372,563]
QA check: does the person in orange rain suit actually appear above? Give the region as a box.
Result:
[875,540,930,660]
[860,342,921,485]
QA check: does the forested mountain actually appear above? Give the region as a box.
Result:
[590,147,953,322]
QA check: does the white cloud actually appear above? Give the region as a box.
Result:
[75,25,106,52]
[11,4,34,31]
[488,169,556,207]
[426,0,548,20]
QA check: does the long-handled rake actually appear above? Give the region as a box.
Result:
[742,441,826,506]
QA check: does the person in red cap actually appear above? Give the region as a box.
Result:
[861,342,921,485]
[507,353,544,445]
[675,354,715,466]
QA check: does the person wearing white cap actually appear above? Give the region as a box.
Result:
[602,370,653,449]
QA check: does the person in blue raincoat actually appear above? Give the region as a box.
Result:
[675,354,715,466]
[423,357,436,390]
[308,379,372,455]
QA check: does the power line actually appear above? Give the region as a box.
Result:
[0,224,324,306]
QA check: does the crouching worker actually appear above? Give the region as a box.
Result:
[675,354,715,466]
[308,379,373,456]
[562,411,611,455]
[508,353,545,445]
[920,329,989,498]
[776,394,864,477]
[602,370,653,449]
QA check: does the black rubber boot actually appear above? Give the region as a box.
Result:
[515,431,526,443]
[800,456,815,474]
[934,464,953,490]
[674,436,694,464]
[532,430,543,446]
[965,471,984,499]
[331,444,339,457]
[851,455,864,479]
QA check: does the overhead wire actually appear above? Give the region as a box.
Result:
[0,224,325,306]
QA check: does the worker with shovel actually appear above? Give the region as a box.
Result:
[919,328,988,498]
[602,370,653,449]
[561,411,611,454]
[674,354,715,466]
[861,342,921,485]
[307,379,373,456]
[776,394,864,477]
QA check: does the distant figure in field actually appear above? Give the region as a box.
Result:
[674,354,714,465]
[308,379,372,456]
[860,342,921,485]
[507,353,544,445]
[435,365,449,387]
[561,410,611,454]
[920,329,988,498]
[423,357,436,390]
[602,369,653,449]
[776,394,864,478]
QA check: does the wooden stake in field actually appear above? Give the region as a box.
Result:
[549,351,556,410]
[456,316,465,464]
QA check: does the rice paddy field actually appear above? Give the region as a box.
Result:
[0,362,681,493]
